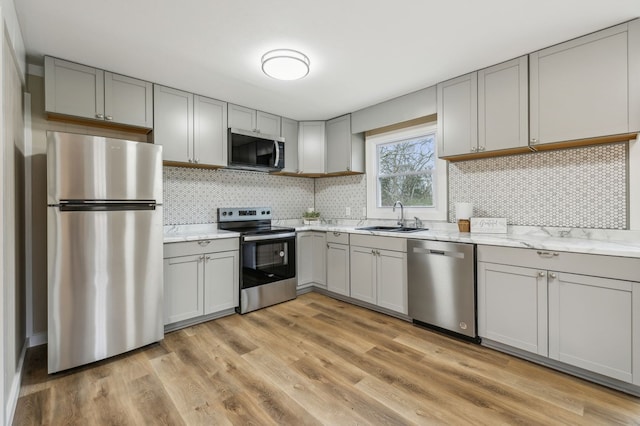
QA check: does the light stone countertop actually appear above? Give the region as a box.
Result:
[165,222,640,259]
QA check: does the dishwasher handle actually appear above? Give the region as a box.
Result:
[412,247,465,259]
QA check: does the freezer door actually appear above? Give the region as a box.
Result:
[47,131,162,204]
[47,206,164,373]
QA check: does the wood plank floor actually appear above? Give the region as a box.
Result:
[13,292,640,425]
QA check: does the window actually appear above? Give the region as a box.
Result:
[366,122,447,221]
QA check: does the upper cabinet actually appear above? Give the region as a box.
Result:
[529,20,640,147]
[437,73,478,157]
[298,121,326,175]
[326,114,364,174]
[438,56,528,159]
[280,117,299,173]
[228,103,281,135]
[45,56,153,130]
[154,84,227,168]
[478,56,529,153]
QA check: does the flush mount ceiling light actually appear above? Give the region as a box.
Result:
[261,49,310,81]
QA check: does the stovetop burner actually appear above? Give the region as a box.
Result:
[217,207,295,235]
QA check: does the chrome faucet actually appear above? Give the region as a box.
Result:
[392,201,404,226]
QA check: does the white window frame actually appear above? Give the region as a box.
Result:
[366,122,447,221]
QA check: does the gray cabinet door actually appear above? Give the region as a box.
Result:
[281,117,299,173]
[548,272,635,383]
[437,72,478,157]
[327,114,365,174]
[203,250,239,314]
[163,255,203,324]
[104,72,153,128]
[153,85,194,163]
[376,249,407,314]
[296,232,313,288]
[194,95,228,166]
[228,104,256,131]
[350,246,376,304]
[45,56,104,120]
[478,262,548,356]
[312,232,327,287]
[327,243,350,296]
[298,121,326,174]
[529,23,630,145]
[256,111,281,136]
[478,56,528,152]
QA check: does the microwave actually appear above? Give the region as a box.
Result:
[228,128,285,172]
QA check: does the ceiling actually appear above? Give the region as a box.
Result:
[14,0,640,121]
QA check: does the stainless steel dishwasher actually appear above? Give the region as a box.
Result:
[407,240,478,341]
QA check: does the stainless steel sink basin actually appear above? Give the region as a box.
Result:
[356,226,425,233]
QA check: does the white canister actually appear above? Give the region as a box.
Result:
[456,202,474,220]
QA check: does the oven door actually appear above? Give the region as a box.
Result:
[241,232,296,289]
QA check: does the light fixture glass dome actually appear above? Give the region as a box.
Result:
[261,49,310,81]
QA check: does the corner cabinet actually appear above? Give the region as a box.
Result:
[228,103,281,136]
[45,56,153,129]
[438,56,528,159]
[349,234,407,314]
[297,231,327,290]
[326,114,364,174]
[298,121,326,175]
[163,238,239,327]
[154,85,227,167]
[529,20,640,147]
[478,245,640,387]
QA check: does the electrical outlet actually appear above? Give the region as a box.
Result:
[345,207,351,216]
[362,207,367,217]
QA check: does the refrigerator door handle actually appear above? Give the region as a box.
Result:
[59,202,156,212]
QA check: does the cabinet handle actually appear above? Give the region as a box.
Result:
[549,272,557,279]
[105,115,113,121]
[96,113,104,119]
[195,158,199,164]
[333,232,341,236]
[197,240,211,246]
[346,166,351,171]
[205,255,211,261]
[537,251,559,258]
[188,158,193,163]
[478,146,485,152]
[327,244,330,249]
[198,255,205,262]
[538,271,545,277]
[530,138,538,144]
[371,249,375,255]
[471,147,477,152]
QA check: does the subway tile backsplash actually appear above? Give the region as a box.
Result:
[448,143,627,229]
[163,167,314,225]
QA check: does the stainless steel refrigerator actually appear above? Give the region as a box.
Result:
[47,131,163,373]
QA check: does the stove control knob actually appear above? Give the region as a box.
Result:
[222,211,227,216]
[267,210,271,214]
[261,210,265,215]
[228,212,233,216]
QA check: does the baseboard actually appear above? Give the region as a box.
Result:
[28,331,47,348]
[5,341,27,426]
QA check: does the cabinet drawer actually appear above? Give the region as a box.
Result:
[477,245,640,282]
[326,231,349,244]
[350,234,406,252]
[164,238,239,258]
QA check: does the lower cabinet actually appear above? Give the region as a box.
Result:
[297,231,326,289]
[478,245,640,386]
[326,232,350,296]
[163,238,239,325]
[349,234,407,315]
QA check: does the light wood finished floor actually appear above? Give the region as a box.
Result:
[14,292,640,425]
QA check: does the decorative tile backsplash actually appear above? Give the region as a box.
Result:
[163,167,314,225]
[315,174,367,219]
[164,143,628,229]
[448,144,627,229]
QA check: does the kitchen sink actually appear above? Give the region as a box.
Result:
[356,225,425,233]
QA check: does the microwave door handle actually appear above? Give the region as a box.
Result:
[274,140,280,167]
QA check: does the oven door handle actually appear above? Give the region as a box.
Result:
[243,232,296,242]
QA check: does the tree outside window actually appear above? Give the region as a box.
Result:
[376,132,436,207]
